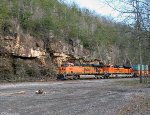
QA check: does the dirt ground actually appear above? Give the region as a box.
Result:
[0,78,150,115]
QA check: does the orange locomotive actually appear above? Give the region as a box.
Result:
[103,65,133,78]
[57,63,133,80]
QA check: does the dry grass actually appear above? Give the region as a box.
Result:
[116,95,150,115]
[115,78,150,115]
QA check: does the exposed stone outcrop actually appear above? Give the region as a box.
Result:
[48,38,94,66]
[0,34,48,70]
[0,32,122,67]
[2,34,46,58]
[47,37,120,66]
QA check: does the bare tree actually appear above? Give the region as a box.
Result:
[103,0,150,83]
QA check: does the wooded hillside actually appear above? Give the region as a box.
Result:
[0,0,149,81]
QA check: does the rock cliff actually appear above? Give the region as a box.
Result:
[0,32,121,81]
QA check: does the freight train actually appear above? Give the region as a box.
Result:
[57,63,150,80]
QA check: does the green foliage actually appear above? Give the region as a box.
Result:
[0,0,121,46]
[0,2,10,32]
[19,11,32,30]
[0,0,149,66]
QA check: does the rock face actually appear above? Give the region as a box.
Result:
[1,34,48,68]
[0,34,51,81]
[1,32,121,67]
[48,38,120,66]
[48,38,85,66]
[3,34,46,58]
[0,33,121,81]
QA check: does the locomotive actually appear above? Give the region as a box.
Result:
[57,63,149,80]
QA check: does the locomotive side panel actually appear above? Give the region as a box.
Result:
[83,66,97,75]
[66,66,84,75]
[103,67,114,74]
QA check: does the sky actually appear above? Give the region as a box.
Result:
[64,0,120,19]
[63,0,132,23]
